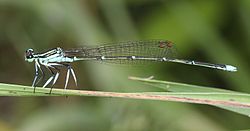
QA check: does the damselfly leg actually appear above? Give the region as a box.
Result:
[32,61,39,87]
[63,64,77,89]
[32,60,45,93]
[42,64,60,94]
[34,62,78,93]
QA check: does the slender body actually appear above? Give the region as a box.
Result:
[25,40,237,92]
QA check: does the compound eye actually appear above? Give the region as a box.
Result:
[25,48,34,58]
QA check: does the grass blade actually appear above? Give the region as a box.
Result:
[1,81,250,116]
[129,76,250,116]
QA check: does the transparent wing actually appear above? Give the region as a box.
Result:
[64,40,177,64]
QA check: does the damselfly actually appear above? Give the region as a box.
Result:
[25,40,237,93]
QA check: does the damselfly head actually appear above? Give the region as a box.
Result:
[25,48,34,62]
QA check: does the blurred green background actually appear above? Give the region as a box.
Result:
[0,0,250,130]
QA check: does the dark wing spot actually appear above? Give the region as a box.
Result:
[158,41,166,48]
[166,41,173,48]
[158,40,174,48]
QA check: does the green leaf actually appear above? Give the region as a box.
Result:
[129,76,250,116]
[1,79,250,116]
